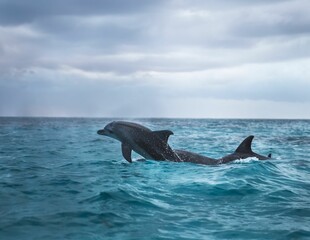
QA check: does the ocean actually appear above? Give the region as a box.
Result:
[0,118,309,240]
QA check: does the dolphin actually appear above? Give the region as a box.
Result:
[174,135,271,165]
[97,121,181,163]
[97,121,271,165]
[216,135,272,164]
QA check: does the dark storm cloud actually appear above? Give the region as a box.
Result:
[1,0,309,73]
[32,15,146,51]
[230,5,310,38]
[0,0,163,25]
[0,0,310,117]
[175,0,291,8]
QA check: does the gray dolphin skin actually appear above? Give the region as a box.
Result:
[175,135,271,165]
[174,149,217,165]
[216,135,271,164]
[97,121,181,163]
[97,121,271,165]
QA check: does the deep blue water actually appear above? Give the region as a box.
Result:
[0,118,309,240]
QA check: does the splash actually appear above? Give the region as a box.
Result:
[232,157,260,164]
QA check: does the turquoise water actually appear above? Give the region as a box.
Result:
[0,118,309,240]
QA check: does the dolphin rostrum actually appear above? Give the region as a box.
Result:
[97,121,181,163]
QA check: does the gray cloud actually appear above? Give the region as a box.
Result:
[0,0,163,25]
[0,0,309,117]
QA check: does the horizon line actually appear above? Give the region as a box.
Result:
[0,116,309,120]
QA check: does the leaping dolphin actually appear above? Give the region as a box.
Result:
[97,121,181,163]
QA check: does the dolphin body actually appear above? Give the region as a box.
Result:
[97,121,181,163]
[216,135,271,163]
[174,136,272,165]
[97,121,271,165]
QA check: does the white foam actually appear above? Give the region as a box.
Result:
[233,157,260,163]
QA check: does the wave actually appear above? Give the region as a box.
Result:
[1,118,310,240]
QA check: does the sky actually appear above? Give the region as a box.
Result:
[0,0,310,118]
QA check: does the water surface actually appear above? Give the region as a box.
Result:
[0,118,309,239]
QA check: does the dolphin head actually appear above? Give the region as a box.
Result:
[97,121,121,141]
[97,121,151,142]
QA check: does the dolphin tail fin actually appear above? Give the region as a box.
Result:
[268,153,272,158]
[152,130,174,144]
[235,135,254,154]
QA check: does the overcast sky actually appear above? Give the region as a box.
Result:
[0,0,310,118]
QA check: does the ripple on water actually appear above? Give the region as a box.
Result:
[1,118,310,240]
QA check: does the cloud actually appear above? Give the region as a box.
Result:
[0,0,309,117]
[0,0,163,25]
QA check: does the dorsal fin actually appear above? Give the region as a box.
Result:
[152,130,174,143]
[121,143,132,163]
[235,135,254,154]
